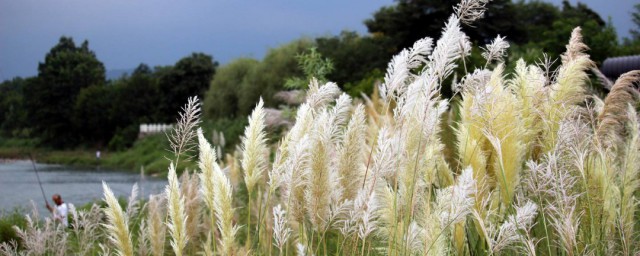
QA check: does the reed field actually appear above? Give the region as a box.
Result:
[2,0,639,255]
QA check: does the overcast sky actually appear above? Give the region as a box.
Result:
[0,0,635,81]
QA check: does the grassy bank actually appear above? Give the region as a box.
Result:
[0,135,182,176]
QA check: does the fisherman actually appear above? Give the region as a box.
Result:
[45,194,69,227]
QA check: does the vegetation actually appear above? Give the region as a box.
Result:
[0,39,217,150]
[3,1,640,255]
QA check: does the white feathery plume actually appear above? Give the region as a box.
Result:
[437,167,476,228]
[380,36,434,101]
[355,190,378,240]
[397,74,438,120]
[166,163,188,256]
[381,49,411,102]
[331,93,353,131]
[279,134,312,224]
[337,104,366,200]
[125,183,139,220]
[481,35,509,63]
[426,15,471,84]
[197,128,217,207]
[492,201,538,254]
[272,204,291,251]
[211,154,238,255]
[406,221,426,254]
[408,37,435,69]
[452,68,492,94]
[291,103,314,137]
[198,128,238,254]
[241,98,268,193]
[147,194,166,256]
[102,182,134,256]
[305,110,337,230]
[371,128,400,180]
[166,96,201,167]
[306,78,341,109]
[197,128,218,251]
[296,243,307,256]
[454,0,491,25]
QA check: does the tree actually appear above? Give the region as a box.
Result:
[538,1,618,63]
[157,53,217,121]
[74,84,115,147]
[316,31,387,91]
[204,58,259,119]
[240,39,311,114]
[0,77,29,137]
[24,37,105,148]
[284,47,334,89]
[632,3,640,40]
[365,0,521,55]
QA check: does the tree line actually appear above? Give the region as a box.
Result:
[0,37,216,149]
[1,0,638,150]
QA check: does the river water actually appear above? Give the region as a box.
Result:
[0,160,167,216]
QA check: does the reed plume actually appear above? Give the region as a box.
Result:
[337,104,367,200]
[305,110,337,230]
[167,96,202,168]
[241,98,268,193]
[69,203,103,255]
[166,163,188,256]
[596,71,640,150]
[146,194,166,256]
[492,200,538,254]
[180,170,202,244]
[541,27,593,152]
[102,182,134,256]
[454,0,490,25]
[273,204,291,252]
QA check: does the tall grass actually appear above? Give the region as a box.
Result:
[3,1,640,255]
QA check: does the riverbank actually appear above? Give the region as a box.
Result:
[0,135,184,176]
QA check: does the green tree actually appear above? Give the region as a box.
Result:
[107,63,164,148]
[539,1,618,63]
[0,77,29,137]
[204,39,312,120]
[240,39,311,114]
[316,31,387,92]
[74,84,114,147]
[204,58,259,119]
[24,37,105,148]
[284,47,334,89]
[619,3,640,55]
[365,0,521,54]
[157,53,218,121]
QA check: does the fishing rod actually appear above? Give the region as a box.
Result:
[28,153,48,205]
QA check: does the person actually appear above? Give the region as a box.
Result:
[46,194,69,227]
[96,150,101,161]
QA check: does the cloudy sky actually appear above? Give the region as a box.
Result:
[0,0,635,81]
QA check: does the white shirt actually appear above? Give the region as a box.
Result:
[53,203,69,227]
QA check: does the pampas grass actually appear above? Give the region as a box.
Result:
[167,96,202,168]
[8,1,640,255]
[146,194,166,256]
[102,182,134,256]
[166,163,188,256]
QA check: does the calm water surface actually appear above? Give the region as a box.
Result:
[0,160,167,216]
